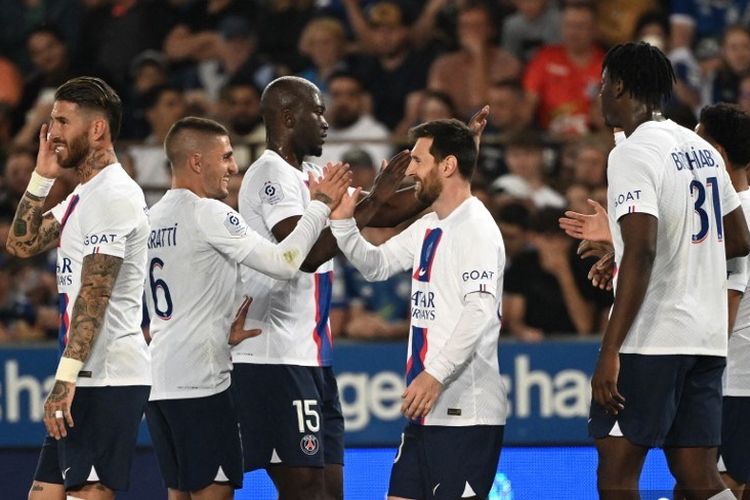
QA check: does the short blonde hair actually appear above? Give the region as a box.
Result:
[299,17,346,56]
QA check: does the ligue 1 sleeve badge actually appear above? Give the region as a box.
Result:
[260,180,284,205]
[300,434,320,455]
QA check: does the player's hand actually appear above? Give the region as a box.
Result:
[467,104,490,149]
[43,380,76,439]
[368,150,410,203]
[36,123,63,179]
[331,186,362,220]
[591,350,625,415]
[588,252,615,291]
[559,199,611,243]
[401,371,442,420]
[228,296,262,346]
[309,162,352,209]
[577,239,614,260]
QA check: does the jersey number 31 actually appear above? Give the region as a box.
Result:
[691,177,724,243]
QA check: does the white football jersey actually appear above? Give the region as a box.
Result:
[233,150,334,367]
[607,120,740,356]
[49,164,151,387]
[333,197,507,426]
[725,189,750,396]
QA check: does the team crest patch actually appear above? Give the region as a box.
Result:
[224,212,248,236]
[300,434,319,455]
[260,181,284,205]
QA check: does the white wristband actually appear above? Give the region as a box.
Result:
[55,357,83,383]
[27,170,55,198]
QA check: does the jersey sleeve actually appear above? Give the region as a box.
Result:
[77,195,140,258]
[607,146,661,221]
[194,200,260,263]
[727,255,749,293]
[456,226,504,300]
[256,162,307,231]
[47,193,75,223]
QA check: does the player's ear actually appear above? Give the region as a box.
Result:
[89,117,107,142]
[442,155,458,177]
[282,107,295,129]
[188,152,202,174]
[612,78,625,99]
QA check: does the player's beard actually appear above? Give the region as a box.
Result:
[415,169,442,205]
[56,132,90,169]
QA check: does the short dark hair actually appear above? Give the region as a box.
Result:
[165,116,229,165]
[603,42,675,109]
[422,90,457,118]
[27,23,66,44]
[408,119,477,180]
[495,202,531,230]
[219,76,261,102]
[55,76,122,140]
[699,103,750,169]
[326,70,364,89]
[530,207,566,235]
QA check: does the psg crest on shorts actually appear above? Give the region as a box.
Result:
[300,434,319,455]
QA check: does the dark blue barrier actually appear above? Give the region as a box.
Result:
[0,338,600,448]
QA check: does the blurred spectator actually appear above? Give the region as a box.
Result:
[503,208,608,341]
[477,79,532,181]
[494,201,531,271]
[0,146,36,220]
[670,0,750,50]
[0,0,82,72]
[217,77,265,167]
[0,104,13,163]
[255,0,315,72]
[318,71,392,167]
[703,25,750,106]
[191,16,279,103]
[352,1,437,131]
[523,2,604,138]
[121,49,171,139]
[492,131,565,209]
[13,24,78,145]
[501,0,561,63]
[738,74,750,114]
[570,135,609,189]
[0,263,37,342]
[128,84,186,206]
[79,0,176,92]
[297,17,350,94]
[428,0,521,119]
[594,0,656,47]
[394,89,457,140]
[0,57,22,107]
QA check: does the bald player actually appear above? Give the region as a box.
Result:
[144,117,350,500]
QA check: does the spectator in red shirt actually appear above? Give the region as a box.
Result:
[523,2,604,138]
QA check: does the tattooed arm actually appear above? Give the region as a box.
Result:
[6,196,60,257]
[44,253,123,439]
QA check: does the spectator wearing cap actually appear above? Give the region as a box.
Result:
[427,0,521,120]
[297,17,351,93]
[523,2,603,138]
[12,24,78,147]
[492,131,565,209]
[318,71,392,167]
[188,15,278,103]
[349,0,438,130]
[501,0,561,63]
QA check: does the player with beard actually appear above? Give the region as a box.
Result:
[232,76,483,499]
[328,119,506,500]
[317,71,391,169]
[7,77,151,500]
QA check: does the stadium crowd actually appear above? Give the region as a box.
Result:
[0,0,747,344]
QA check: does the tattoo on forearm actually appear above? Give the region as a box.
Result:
[63,254,123,363]
[46,380,69,406]
[6,193,60,257]
[312,192,333,205]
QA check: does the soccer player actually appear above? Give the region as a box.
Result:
[329,119,506,500]
[589,42,750,498]
[6,77,151,500]
[696,103,750,498]
[144,117,350,500]
[231,75,442,500]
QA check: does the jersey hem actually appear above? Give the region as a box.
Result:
[618,347,727,356]
[77,377,152,387]
[148,379,230,401]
